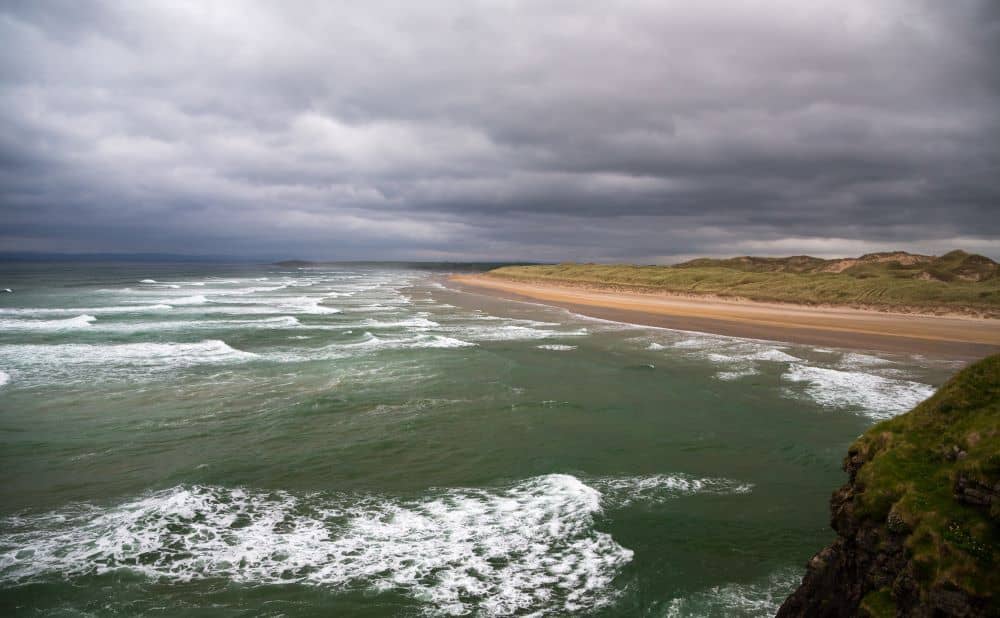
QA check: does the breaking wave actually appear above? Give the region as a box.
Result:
[0,314,97,330]
[0,472,752,616]
[0,340,257,385]
[783,364,935,419]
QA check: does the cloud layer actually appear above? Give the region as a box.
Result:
[2,1,998,261]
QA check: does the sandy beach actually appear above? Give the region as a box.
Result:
[449,274,1000,360]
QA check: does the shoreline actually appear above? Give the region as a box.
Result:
[448,274,1000,361]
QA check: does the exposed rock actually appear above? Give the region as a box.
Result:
[777,354,999,617]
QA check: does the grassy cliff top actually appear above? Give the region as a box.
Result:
[486,250,1000,315]
[851,353,999,609]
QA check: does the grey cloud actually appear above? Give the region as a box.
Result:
[1,0,998,261]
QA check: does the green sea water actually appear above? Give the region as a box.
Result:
[0,263,961,616]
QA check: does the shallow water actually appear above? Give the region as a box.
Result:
[0,263,961,616]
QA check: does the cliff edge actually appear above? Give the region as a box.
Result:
[778,354,999,617]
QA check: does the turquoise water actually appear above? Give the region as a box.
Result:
[0,263,961,616]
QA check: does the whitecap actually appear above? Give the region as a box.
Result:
[537,344,578,351]
[446,324,588,342]
[168,295,208,305]
[0,340,257,385]
[666,568,802,618]
[275,296,340,314]
[716,368,760,381]
[0,370,9,388]
[83,316,303,333]
[0,314,97,331]
[783,364,935,420]
[359,317,440,330]
[593,474,753,507]
[838,352,894,368]
[750,349,800,363]
[0,304,173,316]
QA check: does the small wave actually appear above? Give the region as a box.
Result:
[341,332,474,351]
[593,474,753,507]
[0,314,97,330]
[751,349,800,362]
[168,295,208,305]
[359,317,440,329]
[447,325,589,342]
[0,370,9,388]
[341,303,394,312]
[666,568,802,618]
[537,344,577,351]
[139,279,157,284]
[716,368,760,381]
[80,316,303,333]
[838,352,894,368]
[276,297,340,314]
[0,304,173,316]
[783,364,935,420]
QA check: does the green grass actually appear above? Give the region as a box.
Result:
[849,354,999,604]
[860,588,897,618]
[486,251,1000,315]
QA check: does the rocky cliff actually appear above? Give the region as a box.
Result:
[778,354,999,618]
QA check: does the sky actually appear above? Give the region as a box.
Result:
[1,1,999,262]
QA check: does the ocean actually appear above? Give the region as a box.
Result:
[0,263,960,616]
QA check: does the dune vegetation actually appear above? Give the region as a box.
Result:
[487,251,1000,316]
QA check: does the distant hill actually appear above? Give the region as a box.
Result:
[486,251,1000,316]
[674,250,998,282]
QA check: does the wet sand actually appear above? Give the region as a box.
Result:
[449,275,1000,361]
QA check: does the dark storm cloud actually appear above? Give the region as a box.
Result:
[1,0,998,261]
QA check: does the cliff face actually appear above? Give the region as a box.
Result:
[778,355,1000,618]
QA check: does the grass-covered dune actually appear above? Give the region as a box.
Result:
[487,250,1000,316]
[778,354,1000,616]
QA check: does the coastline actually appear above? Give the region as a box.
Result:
[448,274,1000,361]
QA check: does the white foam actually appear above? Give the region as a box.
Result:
[82,316,303,333]
[647,342,666,351]
[0,340,257,384]
[673,337,800,383]
[751,349,800,362]
[276,296,340,314]
[342,333,475,351]
[342,303,394,312]
[783,364,935,420]
[139,279,157,284]
[216,285,287,295]
[673,337,717,349]
[0,370,9,388]
[838,352,894,368]
[360,317,440,330]
[0,314,97,330]
[447,324,589,342]
[666,568,801,618]
[0,304,173,316]
[168,295,208,305]
[593,474,753,507]
[716,368,759,381]
[0,475,632,615]
[537,344,578,351]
